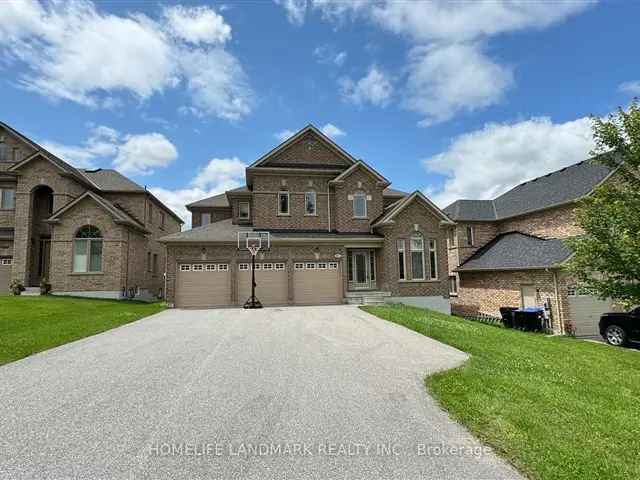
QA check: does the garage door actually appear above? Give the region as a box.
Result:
[237,262,288,306]
[176,263,231,308]
[293,261,342,305]
[568,293,614,336]
[0,257,11,293]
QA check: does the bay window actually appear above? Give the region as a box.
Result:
[397,239,406,280]
[410,234,425,280]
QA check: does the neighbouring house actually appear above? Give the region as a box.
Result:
[444,158,616,335]
[0,121,182,299]
[160,124,454,310]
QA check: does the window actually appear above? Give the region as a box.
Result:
[449,275,458,295]
[239,263,249,271]
[206,264,217,271]
[180,264,191,271]
[410,234,425,280]
[275,263,285,271]
[239,202,250,220]
[160,212,165,229]
[0,189,15,209]
[147,252,152,272]
[294,262,304,270]
[305,262,316,269]
[397,239,406,280]
[317,262,327,269]
[465,225,474,247]
[218,264,228,271]
[278,191,290,215]
[152,254,158,275]
[328,262,338,269]
[448,228,456,247]
[305,192,317,215]
[429,239,438,280]
[1,258,12,265]
[201,212,211,226]
[254,263,261,270]
[73,225,102,273]
[263,263,273,270]
[353,192,367,218]
[192,264,204,271]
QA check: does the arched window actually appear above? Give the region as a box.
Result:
[73,225,103,273]
[410,233,425,280]
[352,191,367,218]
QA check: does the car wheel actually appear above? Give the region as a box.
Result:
[604,325,627,346]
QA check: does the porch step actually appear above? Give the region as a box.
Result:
[21,287,42,296]
[345,291,391,305]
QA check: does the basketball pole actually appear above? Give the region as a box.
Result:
[244,247,263,309]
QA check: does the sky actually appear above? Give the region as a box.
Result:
[1,0,638,227]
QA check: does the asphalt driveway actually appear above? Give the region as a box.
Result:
[0,306,521,479]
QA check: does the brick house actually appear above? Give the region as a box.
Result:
[0,121,182,299]
[444,159,616,335]
[160,125,454,309]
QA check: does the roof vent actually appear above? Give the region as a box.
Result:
[84,168,102,173]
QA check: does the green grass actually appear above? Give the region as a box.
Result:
[0,296,165,366]
[362,304,640,480]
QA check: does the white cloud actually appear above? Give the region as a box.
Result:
[312,0,595,42]
[163,5,231,45]
[405,43,513,126]
[275,0,308,26]
[41,125,178,176]
[339,65,393,107]
[313,44,347,66]
[619,81,640,95]
[423,116,595,207]
[320,123,346,138]
[113,133,178,176]
[0,0,253,120]
[275,129,297,142]
[151,157,247,229]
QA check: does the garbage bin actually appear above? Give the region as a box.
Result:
[499,307,518,328]
[514,307,544,331]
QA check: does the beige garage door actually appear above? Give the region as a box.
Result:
[0,257,11,293]
[568,294,614,336]
[293,261,342,305]
[176,263,231,308]
[237,262,288,306]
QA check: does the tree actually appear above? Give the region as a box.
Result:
[567,100,640,307]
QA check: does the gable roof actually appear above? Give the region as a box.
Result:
[248,124,357,169]
[80,168,144,192]
[372,190,455,228]
[444,158,614,221]
[383,187,408,198]
[46,191,148,232]
[329,160,390,186]
[456,232,572,272]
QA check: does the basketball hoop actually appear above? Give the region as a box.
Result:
[246,237,261,257]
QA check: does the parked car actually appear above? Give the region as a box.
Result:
[599,307,640,346]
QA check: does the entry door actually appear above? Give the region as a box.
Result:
[352,251,370,289]
[38,238,51,282]
[521,285,537,308]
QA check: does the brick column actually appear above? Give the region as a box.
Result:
[11,192,32,285]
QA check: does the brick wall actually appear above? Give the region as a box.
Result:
[191,207,232,228]
[332,168,384,233]
[496,204,582,239]
[0,127,37,171]
[264,131,352,168]
[375,201,449,298]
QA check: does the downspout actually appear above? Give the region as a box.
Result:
[163,246,168,302]
[327,183,331,232]
[124,230,130,296]
[552,269,564,335]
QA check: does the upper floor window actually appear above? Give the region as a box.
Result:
[410,233,425,280]
[353,192,367,218]
[465,225,474,246]
[239,201,250,220]
[278,191,290,215]
[201,212,211,225]
[0,189,15,209]
[159,211,165,228]
[13,148,19,162]
[449,275,458,295]
[305,192,316,215]
[0,139,6,162]
[73,225,102,273]
[448,227,456,247]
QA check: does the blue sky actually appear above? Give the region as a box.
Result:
[1,0,638,225]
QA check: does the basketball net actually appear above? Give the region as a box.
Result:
[247,245,261,256]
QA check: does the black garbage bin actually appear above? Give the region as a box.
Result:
[499,307,518,328]
[514,307,544,331]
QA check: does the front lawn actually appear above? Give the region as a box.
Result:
[0,296,165,366]
[362,305,640,480]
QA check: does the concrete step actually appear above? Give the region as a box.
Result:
[346,291,391,305]
[362,297,387,305]
[22,287,42,296]
[345,290,391,298]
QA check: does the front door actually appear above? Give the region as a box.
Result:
[521,285,537,308]
[38,238,51,283]
[350,251,370,290]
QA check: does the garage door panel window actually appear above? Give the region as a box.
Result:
[275,263,285,270]
[1,258,12,265]
[73,225,102,273]
[239,263,249,271]
[305,262,316,269]
[205,264,217,271]
[180,264,191,271]
[328,262,338,269]
[294,263,304,270]
[218,264,228,271]
[192,264,204,272]
[263,263,273,270]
